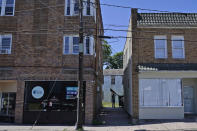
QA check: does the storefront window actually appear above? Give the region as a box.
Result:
[24,81,80,112]
[0,93,16,117]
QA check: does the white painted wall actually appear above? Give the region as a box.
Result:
[123,16,133,116]
[138,71,197,119]
[102,75,123,103]
[139,107,184,119]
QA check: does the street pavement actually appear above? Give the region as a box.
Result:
[0,108,196,131]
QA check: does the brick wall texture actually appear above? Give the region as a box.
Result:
[124,9,197,119]
[0,0,103,124]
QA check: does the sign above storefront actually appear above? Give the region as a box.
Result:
[32,86,44,99]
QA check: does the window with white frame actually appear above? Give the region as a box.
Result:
[154,36,167,59]
[139,79,182,107]
[172,36,185,59]
[0,0,15,16]
[65,0,94,16]
[0,34,12,54]
[63,36,94,55]
[73,37,79,54]
[73,0,79,15]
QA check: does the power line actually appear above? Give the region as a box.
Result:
[12,1,196,15]
[104,24,128,28]
[84,27,197,36]
[84,1,195,14]
[31,68,64,128]
[101,35,197,43]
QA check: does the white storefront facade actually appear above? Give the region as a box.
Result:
[139,71,197,119]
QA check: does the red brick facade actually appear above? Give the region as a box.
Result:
[123,9,197,120]
[0,0,103,124]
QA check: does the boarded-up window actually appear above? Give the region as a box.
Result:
[139,79,182,107]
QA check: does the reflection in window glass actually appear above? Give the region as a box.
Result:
[0,0,2,15]
[73,37,79,54]
[74,0,79,15]
[5,0,14,15]
[86,0,90,15]
[66,0,70,15]
[24,81,79,112]
[86,37,90,54]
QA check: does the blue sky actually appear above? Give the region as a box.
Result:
[100,0,197,55]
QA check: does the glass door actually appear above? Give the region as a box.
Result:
[8,93,16,117]
[0,93,9,116]
[0,92,16,122]
[184,86,194,113]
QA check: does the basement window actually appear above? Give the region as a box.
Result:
[0,0,15,16]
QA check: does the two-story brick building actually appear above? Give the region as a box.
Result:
[124,9,197,121]
[0,0,103,124]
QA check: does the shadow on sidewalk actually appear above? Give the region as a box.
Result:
[95,107,131,127]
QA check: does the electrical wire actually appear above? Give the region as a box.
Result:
[104,35,197,43]
[83,0,195,14]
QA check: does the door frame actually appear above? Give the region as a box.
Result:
[183,86,195,114]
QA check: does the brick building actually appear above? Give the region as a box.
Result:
[123,9,197,121]
[0,0,103,124]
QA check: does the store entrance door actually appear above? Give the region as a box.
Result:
[0,93,16,122]
[184,86,194,113]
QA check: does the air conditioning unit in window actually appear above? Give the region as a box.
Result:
[0,49,9,54]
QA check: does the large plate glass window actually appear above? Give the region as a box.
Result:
[24,81,80,112]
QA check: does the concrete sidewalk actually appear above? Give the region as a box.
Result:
[0,122,196,131]
[0,108,196,131]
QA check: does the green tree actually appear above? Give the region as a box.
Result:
[107,52,123,69]
[102,41,123,69]
[102,41,112,66]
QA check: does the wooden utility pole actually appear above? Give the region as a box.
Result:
[75,0,84,130]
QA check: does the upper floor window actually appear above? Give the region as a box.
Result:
[0,34,12,54]
[63,36,94,55]
[65,0,94,16]
[0,0,15,16]
[154,36,167,59]
[172,36,185,59]
[73,37,79,54]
